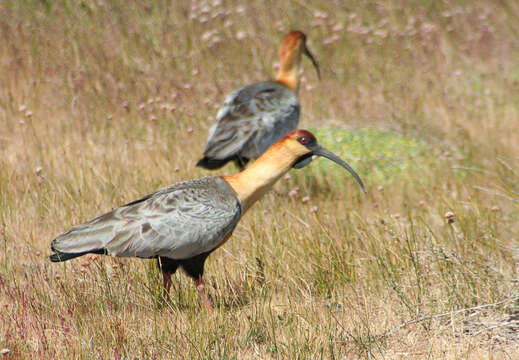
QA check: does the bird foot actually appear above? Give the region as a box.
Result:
[195,276,213,311]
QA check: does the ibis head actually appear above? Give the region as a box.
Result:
[223,129,366,212]
[281,130,366,193]
[276,31,320,91]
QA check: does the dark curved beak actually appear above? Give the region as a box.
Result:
[312,145,367,194]
[304,46,321,80]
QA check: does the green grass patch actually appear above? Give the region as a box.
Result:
[307,127,437,185]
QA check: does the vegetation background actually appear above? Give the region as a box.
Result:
[1,0,518,358]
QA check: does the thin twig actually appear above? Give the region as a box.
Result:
[451,166,491,174]
[471,320,519,337]
[473,186,518,202]
[383,295,519,337]
[496,157,518,176]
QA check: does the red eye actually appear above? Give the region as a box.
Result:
[299,136,309,145]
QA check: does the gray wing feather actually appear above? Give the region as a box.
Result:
[204,81,300,159]
[51,177,242,260]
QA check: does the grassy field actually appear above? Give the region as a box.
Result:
[1,0,519,358]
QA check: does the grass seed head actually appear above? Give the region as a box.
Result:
[445,211,455,224]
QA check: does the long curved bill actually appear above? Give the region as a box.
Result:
[313,145,367,194]
[304,47,321,80]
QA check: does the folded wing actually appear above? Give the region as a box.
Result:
[202,81,300,161]
[50,177,242,261]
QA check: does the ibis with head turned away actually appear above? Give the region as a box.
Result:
[50,130,366,310]
[197,30,320,170]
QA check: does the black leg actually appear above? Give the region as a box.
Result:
[181,252,213,310]
[180,252,209,279]
[156,257,180,297]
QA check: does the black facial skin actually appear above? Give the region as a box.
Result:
[293,137,367,194]
[292,152,313,169]
[297,135,315,146]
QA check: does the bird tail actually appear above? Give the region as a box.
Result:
[197,155,249,170]
[49,213,115,262]
[49,249,105,262]
[196,156,231,170]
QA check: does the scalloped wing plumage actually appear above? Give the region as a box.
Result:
[51,177,242,260]
[203,81,300,160]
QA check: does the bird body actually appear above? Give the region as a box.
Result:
[50,130,366,309]
[197,31,320,170]
[198,81,299,169]
[50,177,241,261]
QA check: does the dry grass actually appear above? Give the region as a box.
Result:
[1,0,519,358]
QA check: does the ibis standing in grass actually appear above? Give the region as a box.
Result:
[50,130,366,310]
[197,31,320,170]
